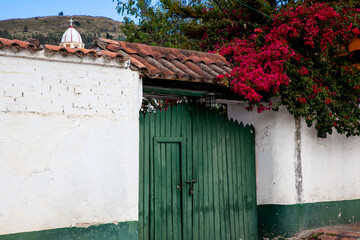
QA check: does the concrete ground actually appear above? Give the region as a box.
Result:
[291,224,360,239]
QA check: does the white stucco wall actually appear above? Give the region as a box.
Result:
[301,119,360,203]
[228,103,360,205]
[228,104,298,205]
[0,49,142,234]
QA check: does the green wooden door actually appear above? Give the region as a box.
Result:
[139,104,257,240]
[152,137,184,240]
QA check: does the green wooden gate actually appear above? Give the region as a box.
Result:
[139,104,257,240]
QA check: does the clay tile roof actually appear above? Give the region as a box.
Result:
[0,37,37,51]
[43,44,127,60]
[91,38,232,84]
[0,37,128,62]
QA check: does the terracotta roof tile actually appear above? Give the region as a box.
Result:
[0,37,37,50]
[90,38,231,83]
[0,37,231,84]
[0,37,127,62]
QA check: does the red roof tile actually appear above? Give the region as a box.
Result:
[0,38,127,61]
[0,37,232,84]
[91,38,232,83]
[0,37,37,50]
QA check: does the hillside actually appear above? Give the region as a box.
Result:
[0,15,125,48]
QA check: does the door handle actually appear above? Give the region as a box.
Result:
[185,179,197,195]
[177,181,183,192]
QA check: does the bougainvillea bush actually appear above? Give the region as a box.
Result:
[218,1,360,137]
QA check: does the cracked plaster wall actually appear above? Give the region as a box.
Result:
[0,52,142,235]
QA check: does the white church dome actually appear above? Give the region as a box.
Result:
[59,19,84,49]
[61,27,83,43]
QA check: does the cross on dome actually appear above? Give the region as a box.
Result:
[59,18,84,49]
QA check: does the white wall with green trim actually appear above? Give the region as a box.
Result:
[229,103,360,238]
[0,49,142,236]
[229,103,360,205]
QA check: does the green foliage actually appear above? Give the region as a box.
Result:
[116,0,360,136]
[115,0,280,50]
[116,0,198,49]
[58,11,64,16]
[219,1,360,136]
[0,30,11,38]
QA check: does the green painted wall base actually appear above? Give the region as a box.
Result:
[0,221,138,240]
[258,199,360,239]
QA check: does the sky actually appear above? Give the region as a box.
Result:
[0,0,129,22]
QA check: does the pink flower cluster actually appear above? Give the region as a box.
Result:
[298,66,308,76]
[218,2,360,113]
[218,38,294,104]
[271,3,345,51]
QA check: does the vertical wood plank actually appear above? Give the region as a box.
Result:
[235,122,246,239]
[201,108,210,240]
[160,110,166,240]
[244,126,252,239]
[144,113,151,240]
[207,110,216,240]
[165,108,172,240]
[153,140,161,240]
[244,125,257,239]
[192,109,199,240]
[172,106,181,240]
[199,108,206,240]
[153,111,161,240]
[139,114,144,240]
[250,126,258,239]
[226,119,236,239]
[211,111,221,240]
[220,115,231,240]
[180,105,188,240]
[149,111,156,240]
[240,123,250,239]
[214,113,226,240]
[185,105,193,240]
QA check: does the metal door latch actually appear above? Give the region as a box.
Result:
[177,181,183,192]
[185,179,197,195]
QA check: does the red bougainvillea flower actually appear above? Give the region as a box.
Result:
[218,1,360,136]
